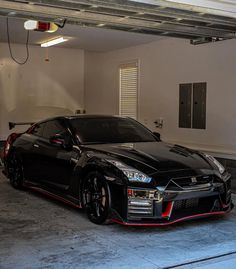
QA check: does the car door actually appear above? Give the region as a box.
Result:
[22,122,48,182]
[33,119,78,191]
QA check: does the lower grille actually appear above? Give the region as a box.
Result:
[170,195,221,219]
[173,198,199,211]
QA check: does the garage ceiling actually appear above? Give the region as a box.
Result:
[0,16,161,51]
[0,0,236,48]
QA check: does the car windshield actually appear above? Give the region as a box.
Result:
[70,117,157,144]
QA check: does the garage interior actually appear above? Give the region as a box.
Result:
[0,0,236,268]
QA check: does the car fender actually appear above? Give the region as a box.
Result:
[68,153,126,200]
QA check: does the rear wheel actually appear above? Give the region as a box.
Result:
[9,153,24,189]
[82,172,111,224]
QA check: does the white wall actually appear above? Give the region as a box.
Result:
[2,38,236,158]
[0,43,84,139]
[85,37,236,158]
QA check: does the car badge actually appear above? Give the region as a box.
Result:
[191,177,197,184]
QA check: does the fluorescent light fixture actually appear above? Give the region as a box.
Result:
[118,16,130,22]
[137,12,145,15]
[41,37,68,47]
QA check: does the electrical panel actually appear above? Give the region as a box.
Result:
[179,82,207,130]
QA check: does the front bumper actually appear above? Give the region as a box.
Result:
[111,175,233,226]
[111,208,232,226]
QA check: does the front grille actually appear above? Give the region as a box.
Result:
[167,175,213,191]
[174,176,212,187]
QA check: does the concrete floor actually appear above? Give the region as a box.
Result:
[0,171,236,269]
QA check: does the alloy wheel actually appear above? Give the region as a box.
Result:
[82,172,111,224]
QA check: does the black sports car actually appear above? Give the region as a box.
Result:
[3,115,233,225]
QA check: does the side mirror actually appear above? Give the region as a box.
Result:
[153,132,161,141]
[50,134,65,146]
[50,134,72,150]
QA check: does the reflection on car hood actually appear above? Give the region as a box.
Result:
[84,142,212,173]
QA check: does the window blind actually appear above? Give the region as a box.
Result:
[119,62,138,120]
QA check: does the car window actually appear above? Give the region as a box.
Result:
[42,120,67,139]
[29,123,46,137]
[70,117,157,144]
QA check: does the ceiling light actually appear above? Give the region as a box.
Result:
[97,23,105,27]
[8,12,17,16]
[41,37,68,47]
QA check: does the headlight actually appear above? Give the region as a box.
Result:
[203,153,225,174]
[107,160,152,183]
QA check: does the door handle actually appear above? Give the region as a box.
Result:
[33,144,39,148]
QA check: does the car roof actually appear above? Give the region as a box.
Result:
[35,115,126,124]
[65,114,123,120]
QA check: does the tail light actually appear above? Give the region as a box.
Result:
[3,133,21,159]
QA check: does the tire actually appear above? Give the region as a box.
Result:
[9,153,24,189]
[82,172,111,224]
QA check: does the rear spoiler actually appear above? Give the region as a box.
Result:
[9,122,34,130]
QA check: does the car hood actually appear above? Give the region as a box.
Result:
[84,142,212,174]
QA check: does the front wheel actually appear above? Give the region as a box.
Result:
[82,172,111,224]
[9,153,24,189]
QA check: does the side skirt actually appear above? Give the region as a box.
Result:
[23,182,82,209]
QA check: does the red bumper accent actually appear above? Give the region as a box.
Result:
[161,201,174,218]
[111,211,229,227]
